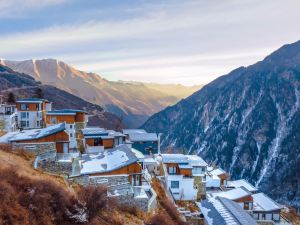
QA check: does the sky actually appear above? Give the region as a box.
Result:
[0,0,300,85]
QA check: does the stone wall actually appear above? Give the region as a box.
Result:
[38,158,72,175]
[13,142,56,156]
[112,193,149,212]
[90,175,129,187]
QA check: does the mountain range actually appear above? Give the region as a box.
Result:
[142,40,300,208]
[0,59,201,128]
[0,64,122,129]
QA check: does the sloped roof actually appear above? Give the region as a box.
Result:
[210,187,252,200]
[209,168,227,176]
[198,197,258,225]
[0,123,66,142]
[80,144,139,175]
[252,193,282,212]
[227,179,258,193]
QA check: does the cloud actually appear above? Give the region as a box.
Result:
[1,0,300,84]
[0,0,68,17]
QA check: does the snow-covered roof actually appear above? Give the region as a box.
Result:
[82,127,106,136]
[131,148,145,159]
[128,132,158,142]
[209,187,252,200]
[198,197,258,225]
[161,154,189,163]
[209,168,227,176]
[82,127,125,139]
[0,123,66,142]
[161,154,208,168]
[47,109,85,115]
[80,145,139,175]
[227,179,257,193]
[122,129,147,135]
[186,155,208,167]
[252,193,282,212]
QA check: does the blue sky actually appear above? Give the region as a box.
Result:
[1,0,300,85]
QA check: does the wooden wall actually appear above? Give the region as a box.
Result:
[89,163,142,186]
[46,115,75,124]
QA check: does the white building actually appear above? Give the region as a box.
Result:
[0,103,17,132]
[252,193,291,225]
[159,153,207,200]
[16,98,52,129]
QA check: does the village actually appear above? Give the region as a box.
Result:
[0,97,293,225]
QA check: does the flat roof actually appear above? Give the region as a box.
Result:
[47,109,85,115]
[128,132,158,142]
[122,129,147,135]
[17,98,49,103]
[0,123,66,142]
[227,179,258,193]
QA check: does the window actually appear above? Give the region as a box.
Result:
[26,121,29,127]
[21,112,27,119]
[21,121,27,127]
[171,181,179,189]
[168,166,177,174]
[192,167,205,174]
[70,124,73,129]
[37,121,40,127]
[36,104,40,111]
[70,133,73,138]
[20,104,28,110]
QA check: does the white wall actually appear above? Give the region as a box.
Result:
[206,175,221,188]
[167,175,197,200]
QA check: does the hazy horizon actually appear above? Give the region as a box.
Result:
[1,0,300,85]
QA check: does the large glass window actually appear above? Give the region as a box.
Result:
[171,181,179,189]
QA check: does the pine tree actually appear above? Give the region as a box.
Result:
[7,92,16,103]
[34,88,44,99]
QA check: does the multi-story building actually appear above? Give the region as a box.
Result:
[159,153,207,200]
[80,127,126,153]
[16,98,52,129]
[0,103,17,132]
[46,109,88,150]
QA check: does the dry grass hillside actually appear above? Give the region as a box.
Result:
[0,146,186,225]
